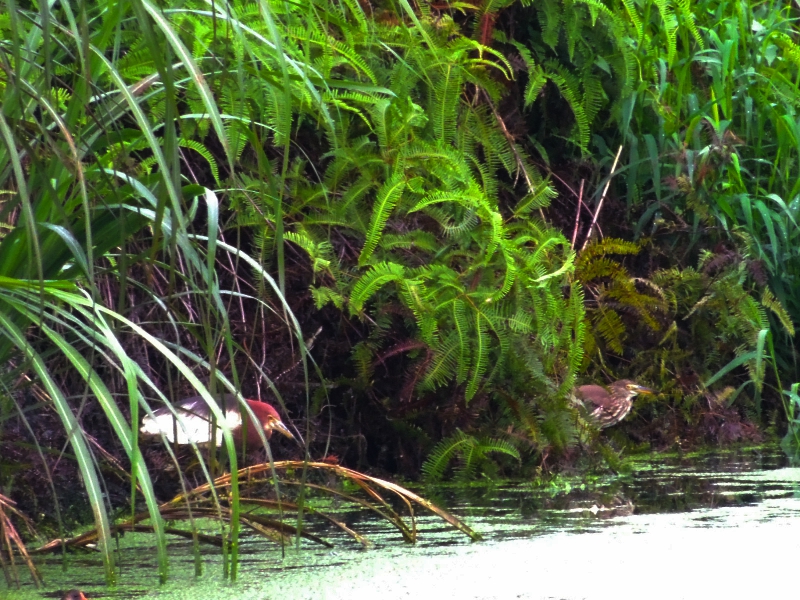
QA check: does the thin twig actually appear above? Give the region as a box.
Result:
[0,494,41,587]
[273,326,322,382]
[571,179,585,250]
[581,145,624,252]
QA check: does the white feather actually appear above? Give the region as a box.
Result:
[141,397,243,446]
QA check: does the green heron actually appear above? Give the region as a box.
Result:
[62,591,88,600]
[140,394,295,446]
[574,379,654,428]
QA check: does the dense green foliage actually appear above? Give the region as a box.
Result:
[512,0,798,447]
[229,0,584,401]
[1,0,800,584]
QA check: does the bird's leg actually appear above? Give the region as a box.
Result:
[209,413,219,478]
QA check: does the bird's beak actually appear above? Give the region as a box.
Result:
[272,419,296,440]
[633,385,655,394]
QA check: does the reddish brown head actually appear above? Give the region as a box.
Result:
[62,591,88,600]
[241,399,295,445]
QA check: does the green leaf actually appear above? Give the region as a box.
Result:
[358,174,405,265]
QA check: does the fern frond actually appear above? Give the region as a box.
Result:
[453,299,471,384]
[350,261,406,313]
[544,62,590,153]
[422,430,520,482]
[761,288,795,336]
[654,0,679,65]
[429,63,462,143]
[675,0,705,50]
[577,238,640,266]
[422,333,460,390]
[465,312,490,401]
[352,341,375,387]
[592,307,626,354]
[311,286,345,309]
[358,174,406,265]
[422,430,475,482]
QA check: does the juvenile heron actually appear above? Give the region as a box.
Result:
[141,395,295,446]
[574,380,654,428]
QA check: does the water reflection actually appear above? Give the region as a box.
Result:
[4,447,799,600]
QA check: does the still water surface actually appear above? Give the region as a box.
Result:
[4,448,799,600]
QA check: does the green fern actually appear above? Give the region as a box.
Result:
[422,430,520,482]
[358,174,406,265]
[202,0,587,468]
[349,262,407,313]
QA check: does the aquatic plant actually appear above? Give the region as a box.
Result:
[0,493,40,587]
[33,461,481,559]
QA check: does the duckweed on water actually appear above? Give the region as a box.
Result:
[3,447,796,600]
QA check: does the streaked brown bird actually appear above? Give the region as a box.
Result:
[574,379,654,428]
[140,395,295,446]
